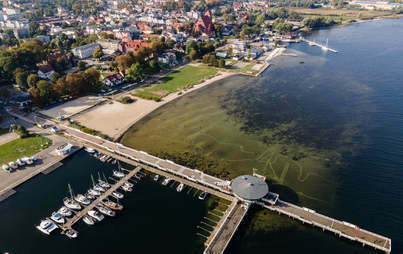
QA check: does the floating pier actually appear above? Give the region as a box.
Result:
[302,38,338,53]
[60,166,142,232]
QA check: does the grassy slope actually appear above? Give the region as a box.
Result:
[135,65,218,100]
[0,136,52,165]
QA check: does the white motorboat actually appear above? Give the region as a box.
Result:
[74,194,91,205]
[198,192,207,200]
[83,215,95,225]
[84,147,95,153]
[154,175,160,181]
[2,164,10,172]
[51,212,65,224]
[16,159,25,167]
[96,205,115,217]
[124,182,133,188]
[176,183,185,192]
[36,219,57,235]
[88,210,104,222]
[88,188,101,196]
[121,185,132,192]
[65,229,78,239]
[112,191,124,199]
[58,206,72,217]
[162,178,172,186]
[113,170,125,178]
[21,157,33,165]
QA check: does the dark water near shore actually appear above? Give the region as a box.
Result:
[122,19,403,253]
[0,150,211,253]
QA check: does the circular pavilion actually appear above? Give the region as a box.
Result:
[230,175,269,202]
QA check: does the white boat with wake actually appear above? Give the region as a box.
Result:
[83,215,95,225]
[88,210,104,222]
[176,183,184,192]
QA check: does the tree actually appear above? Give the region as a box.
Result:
[167,39,176,48]
[218,59,226,68]
[92,48,103,59]
[0,87,9,100]
[50,72,61,83]
[12,125,29,138]
[37,80,56,101]
[15,71,28,90]
[78,61,86,71]
[189,49,199,60]
[84,68,100,89]
[27,74,39,88]
[29,22,40,36]
[116,54,135,70]
[126,62,145,82]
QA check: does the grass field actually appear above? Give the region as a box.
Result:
[135,65,218,101]
[0,136,52,165]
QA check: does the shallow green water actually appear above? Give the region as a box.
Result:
[122,19,403,253]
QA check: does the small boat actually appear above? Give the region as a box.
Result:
[98,181,110,189]
[65,229,78,239]
[64,197,81,210]
[124,182,133,188]
[106,157,113,163]
[83,215,95,225]
[134,173,142,180]
[103,200,123,211]
[88,188,101,196]
[64,184,81,210]
[154,175,160,181]
[94,184,105,192]
[96,205,115,217]
[84,147,95,153]
[21,157,33,165]
[75,194,91,205]
[88,210,104,222]
[2,164,10,172]
[112,159,117,165]
[162,178,172,186]
[113,170,125,178]
[121,185,132,192]
[36,219,57,235]
[198,192,207,200]
[8,161,18,170]
[58,206,72,217]
[16,159,25,167]
[176,183,184,192]
[86,193,96,200]
[51,212,65,224]
[112,191,124,199]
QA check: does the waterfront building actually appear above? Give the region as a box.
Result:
[230,175,269,203]
[55,143,73,156]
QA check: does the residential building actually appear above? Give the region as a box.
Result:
[193,10,214,36]
[119,40,150,53]
[71,43,100,59]
[37,65,55,80]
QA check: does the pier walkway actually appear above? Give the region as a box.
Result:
[258,197,391,253]
[302,38,338,53]
[61,166,142,231]
[204,201,248,254]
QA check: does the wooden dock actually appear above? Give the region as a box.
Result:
[258,197,391,254]
[60,166,142,231]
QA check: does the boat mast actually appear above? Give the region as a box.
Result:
[68,183,74,199]
[91,174,96,187]
[97,172,101,182]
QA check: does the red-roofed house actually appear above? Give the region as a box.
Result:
[119,40,150,53]
[193,10,214,36]
[103,73,124,87]
[37,65,55,80]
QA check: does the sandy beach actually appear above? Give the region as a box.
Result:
[72,71,236,140]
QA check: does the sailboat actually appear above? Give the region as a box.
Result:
[98,172,111,189]
[113,161,125,178]
[91,174,105,193]
[63,184,81,210]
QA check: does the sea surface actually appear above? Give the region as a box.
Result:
[0,150,212,254]
[121,18,403,253]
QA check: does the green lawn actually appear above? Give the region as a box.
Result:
[135,65,218,100]
[0,136,52,165]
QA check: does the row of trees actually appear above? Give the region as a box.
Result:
[29,68,100,107]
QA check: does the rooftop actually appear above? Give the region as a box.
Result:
[231,175,268,201]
